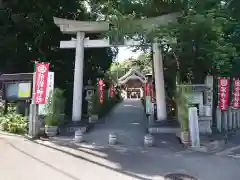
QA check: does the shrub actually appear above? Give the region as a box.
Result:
[176,84,191,132]
[91,88,122,118]
[0,113,27,134]
[44,88,66,126]
[45,115,58,126]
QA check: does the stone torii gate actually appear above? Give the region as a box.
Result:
[53,13,179,122]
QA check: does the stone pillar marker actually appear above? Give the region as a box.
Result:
[153,43,167,121]
[188,107,200,148]
[72,32,85,122]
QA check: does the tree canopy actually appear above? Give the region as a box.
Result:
[0,0,116,115]
[107,51,152,83]
[92,0,240,82]
[1,0,240,117]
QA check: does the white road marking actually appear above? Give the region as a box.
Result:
[228,154,240,158]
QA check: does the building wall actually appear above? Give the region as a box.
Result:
[125,79,143,88]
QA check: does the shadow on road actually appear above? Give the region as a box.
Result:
[29,139,154,180]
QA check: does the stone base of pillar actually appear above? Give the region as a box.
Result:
[58,121,89,136]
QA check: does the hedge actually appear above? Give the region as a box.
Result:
[91,89,122,118]
[0,113,27,134]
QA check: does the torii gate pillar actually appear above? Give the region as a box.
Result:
[153,43,167,120]
[72,32,85,121]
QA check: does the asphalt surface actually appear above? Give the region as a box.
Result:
[1,133,240,180]
[1,99,240,180]
[83,99,148,148]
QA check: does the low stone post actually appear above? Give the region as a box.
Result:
[144,134,154,147]
[74,129,83,143]
[109,133,117,145]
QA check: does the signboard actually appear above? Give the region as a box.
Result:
[18,83,31,98]
[5,82,31,101]
[145,82,153,114]
[38,72,54,115]
[33,62,49,104]
[218,77,230,111]
[109,85,115,98]
[98,79,104,104]
[232,78,240,108]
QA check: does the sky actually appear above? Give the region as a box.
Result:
[115,47,142,62]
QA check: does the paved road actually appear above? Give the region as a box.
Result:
[215,131,240,158]
[1,100,240,180]
[1,132,240,180]
[84,99,148,147]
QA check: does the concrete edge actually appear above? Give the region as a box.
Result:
[189,140,226,153]
[216,144,240,156]
[148,127,180,134]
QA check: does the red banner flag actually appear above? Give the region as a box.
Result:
[98,79,104,104]
[109,85,115,98]
[34,62,49,104]
[218,77,230,111]
[232,78,240,108]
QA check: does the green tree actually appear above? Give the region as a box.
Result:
[93,0,240,80]
[0,0,116,116]
[107,51,153,83]
[89,0,240,118]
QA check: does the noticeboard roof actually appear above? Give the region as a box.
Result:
[0,73,33,81]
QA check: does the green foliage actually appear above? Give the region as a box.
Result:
[91,89,122,118]
[0,113,27,134]
[107,52,152,83]
[176,84,192,132]
[44,88,66,126]
[0,0,116,116]
[153,1,237,79]
[44,116,58,126]
[88,0,182,20]
[0,104,4,116]
[97,0,240,82]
